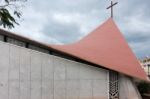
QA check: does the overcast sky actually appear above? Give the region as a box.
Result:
[2,0,150,58]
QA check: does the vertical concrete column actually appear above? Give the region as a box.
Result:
[66,60,80,99]
[20,48,30,99]
[30,51,42,99]
[79,80,93,99]
[9,45,20,99]
[0,42,9,99]
[79,64,109,99]
[53,56,66,99]
[41,53,53,99]
[93,80,108,99]
[79,64,93,99]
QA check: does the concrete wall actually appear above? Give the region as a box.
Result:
[7,37,26,47]
[119,75,142,99]
[0,41,109,99]
[0,35,4,41]
[28,44,49,54]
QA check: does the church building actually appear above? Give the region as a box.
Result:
[0,18,149,99]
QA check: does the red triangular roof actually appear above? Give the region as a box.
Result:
[50,18,148,81]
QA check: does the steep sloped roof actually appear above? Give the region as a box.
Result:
[0,18,148,81]
[50,18,148,81]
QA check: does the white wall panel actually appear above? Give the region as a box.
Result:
[54,80,66,99]
[0,42,9,99]
[66,60,80,80]
[30,51,42,99]
[20,48,30,99]
[93,80,108,99]
[66,80,79,99]
[41,54,53,80]
[91,66,108,80]
[42,81,53,99]
[41,53,53,99]
[79,64,93,80]
[54,56,66,80]
[79,80,93,99]
[9,45,20,99]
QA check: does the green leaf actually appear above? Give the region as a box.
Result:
[0,8,19,28]
[14,11,22,18]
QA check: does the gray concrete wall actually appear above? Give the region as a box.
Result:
[119,75,142,99]
[28,44,49,54]
[0,41,109,99]
[7,37,26,47]
[0,35,4,41]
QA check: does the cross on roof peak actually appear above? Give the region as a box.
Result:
[106,1,118,18]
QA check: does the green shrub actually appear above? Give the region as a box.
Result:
[137,82,150,94]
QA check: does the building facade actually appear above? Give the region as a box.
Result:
[0,18,147,99]
[140,57,150,78]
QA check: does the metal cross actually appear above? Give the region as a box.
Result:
[107,1,118,18]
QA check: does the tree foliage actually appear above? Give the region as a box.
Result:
[137,81,150,94]
[0,0,26,28]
